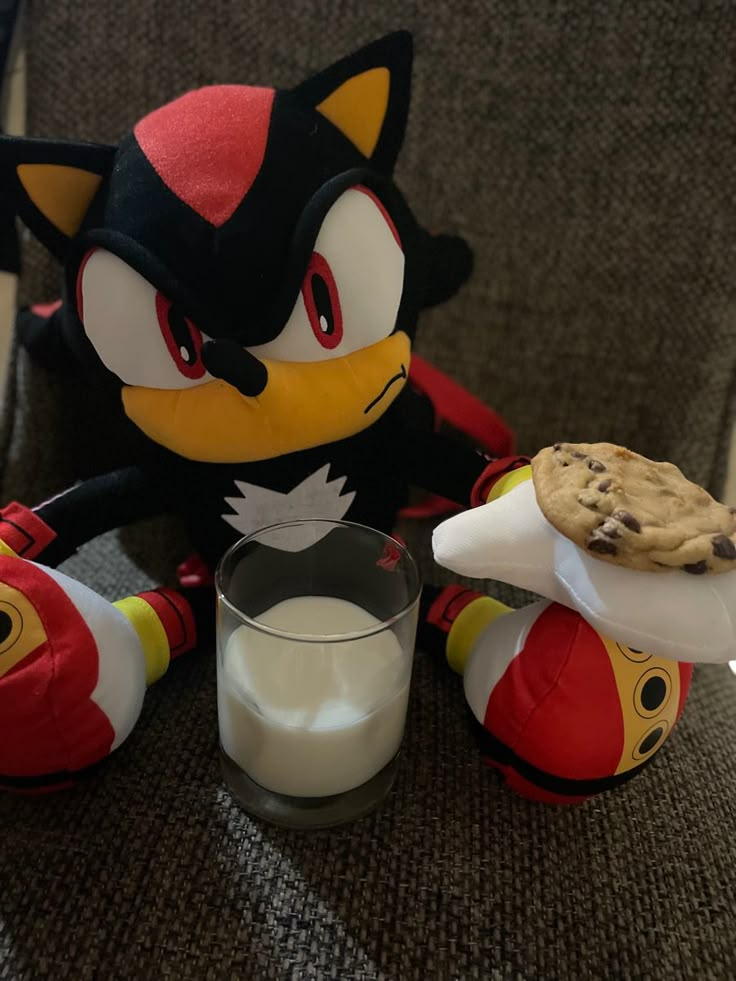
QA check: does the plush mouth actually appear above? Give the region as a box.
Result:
[364,363,407,414]
[123,332,412,463]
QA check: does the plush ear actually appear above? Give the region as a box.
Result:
[291,31,413,174]
[419,232,474,308]
[0,135,116,262]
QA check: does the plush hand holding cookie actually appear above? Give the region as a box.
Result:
[434,445,736,663]
[430,442,735,804]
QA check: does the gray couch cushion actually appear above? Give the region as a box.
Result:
[2,534,736,980]
[2,2,736,978]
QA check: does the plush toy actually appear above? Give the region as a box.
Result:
[429,445,736,804]
[0,32,518,791]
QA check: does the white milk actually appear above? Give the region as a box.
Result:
[217,596,411,797]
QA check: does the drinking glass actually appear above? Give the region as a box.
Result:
[216,519,421,829]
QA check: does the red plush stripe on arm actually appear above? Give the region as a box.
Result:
[0,502,57,558]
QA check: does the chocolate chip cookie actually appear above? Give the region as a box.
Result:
[531,442,736,574]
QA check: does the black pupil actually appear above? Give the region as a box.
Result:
[0,610,13,644]
[168,305,197,364]
[311,274,334,335]
[639,727,664,755]
[641,675,667,711]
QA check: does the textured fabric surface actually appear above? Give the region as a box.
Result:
[1,538,736,980]
[2,1,736,978]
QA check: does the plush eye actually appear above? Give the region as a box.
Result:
[633,721,669,760]
[77,249,212,388]
[616,643,652,663]
[634,668,671,718]
[248,186,404,363]
[0,602,22,656]
[155,294,206,380]
[303,252,343,350]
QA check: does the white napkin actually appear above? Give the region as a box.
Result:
[433,478,736,664]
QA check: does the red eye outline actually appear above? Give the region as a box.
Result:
[75,248,96,322]
[155,292,206,379]
[354,185,402,249]
[302,252,343,350]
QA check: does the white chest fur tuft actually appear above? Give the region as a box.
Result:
[221,465,356,551]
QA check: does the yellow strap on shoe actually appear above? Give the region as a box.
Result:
[0,539,19,557]
[447,596,513,675]
[114,596,170,686]
[487,464,533,502]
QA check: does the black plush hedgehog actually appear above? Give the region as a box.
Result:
[0,33,519,790]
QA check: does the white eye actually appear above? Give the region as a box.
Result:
[248,186,405,363]
[78,249,213,389]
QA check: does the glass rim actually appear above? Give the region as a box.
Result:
[215,518,422,643]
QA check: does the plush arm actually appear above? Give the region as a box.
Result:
[0,465,174,567]
[403,426,530,507]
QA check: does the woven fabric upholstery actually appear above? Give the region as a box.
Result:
[1,2,736,978]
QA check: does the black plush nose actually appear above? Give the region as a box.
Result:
[201,339,268,397]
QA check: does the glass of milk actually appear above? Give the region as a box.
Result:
[215,519,421,829]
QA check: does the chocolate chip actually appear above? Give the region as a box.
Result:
[553,443,562,451]
[712,535,736,560]
[612,510,641,533]
[588,460,606,473]
[588,536,618,555]
[571,451,586,459]
[683,560,708,575]
[597,479,612,492]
